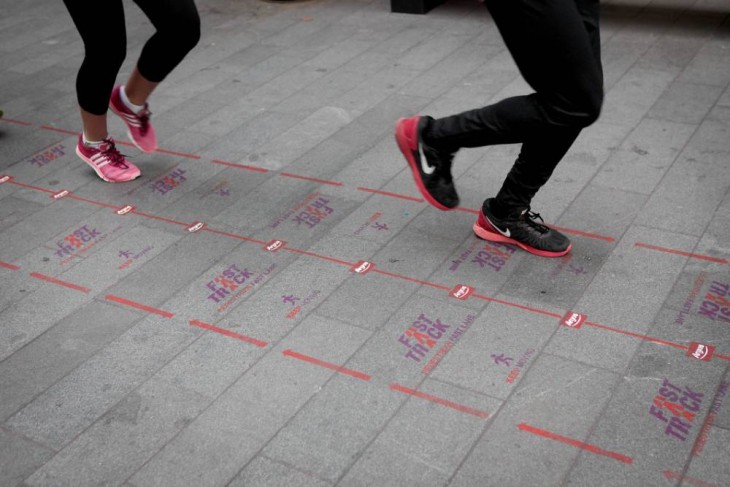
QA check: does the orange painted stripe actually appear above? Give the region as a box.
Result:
[552,225,615,243]
[68,194,118,209]
[105,294,174,318]
[282,349,371,381]
[7,180,56,194]
[210,159,269,173]
[372,268,451,290]
[583,321,688,350]
[30,272,90,293]
[202,228,264,244]
[518,423,633,464]
[280,172,343,186]
[0,260,21,271]
[634,242,728,264]
[190,320,267,348]
[390,383,489,418]
[40,125,77,135]
[0,118,33,126]
[156,148,201,160]
[472,294,563,319]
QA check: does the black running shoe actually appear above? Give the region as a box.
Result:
[395,115,459,210]
[473,198,571,257]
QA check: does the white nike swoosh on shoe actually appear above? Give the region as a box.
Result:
[487,215,510,238]
[418,142,436,175]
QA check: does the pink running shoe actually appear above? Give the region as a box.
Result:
[109,85,158,153]
[75,135,141,183]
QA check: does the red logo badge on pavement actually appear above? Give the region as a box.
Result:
[687,342,714,361]
[351,260,373,274]
[450,284,474,300]
[0,175,11,184]
[561,311,586,329]
[51,189,70,200]
[265,240,286,252]
[115,205,135,216]
[187,222,206,233]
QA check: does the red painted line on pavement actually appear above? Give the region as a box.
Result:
[283,247,354,267]
[583,321,690,350]
[29,272,90,293]
[40,125,77,135]
[280,172,343,187]
[390,383,489,418]
[283,349,371,381]
[0,260,21,271]
[472,294,563,319]
[634,242,728,264]
[211,159,270,173]
[203,227,265,244]
[715,353,730,361]
[68,194,118,209]
[0,118,33,126]
[132,210,188,227]
[552,225,615,243]
[156,148,201,160]
[190,320,267,348]
[518,423,633,464]
[105,294,174,318]
[7,180,56,194]
[372,268,451,290]
[356,187,424,203]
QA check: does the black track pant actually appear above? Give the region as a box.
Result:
[63,0,200,115]
[424,0,603,210]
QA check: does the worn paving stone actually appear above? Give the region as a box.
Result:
[1,0,729,485]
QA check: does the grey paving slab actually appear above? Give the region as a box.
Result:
[0,278,96,362]
[128,315,370,487]
[429,303,558,399]
[685,426,730,487]
[450,353,620,486]
[228,456,332,487]
[339,378,500,486]
[340,294,484,387]
[101,228,241,311]
[544,225,697,371]
[648,81,724,124]
[592,118,697,194]
[241,105,353,169]
[0,300,141,422]
[600,67,677,127]
[24,378,209,487]
[634,145,730,237]
[5,313,201,450]
[0,426,55,487]
[261,374,405,483]
[563,341,726,486]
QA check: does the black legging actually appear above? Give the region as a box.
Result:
[424,0,603,210]
[63,0,200,115]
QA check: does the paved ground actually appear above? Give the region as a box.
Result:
[1,0,730,485]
